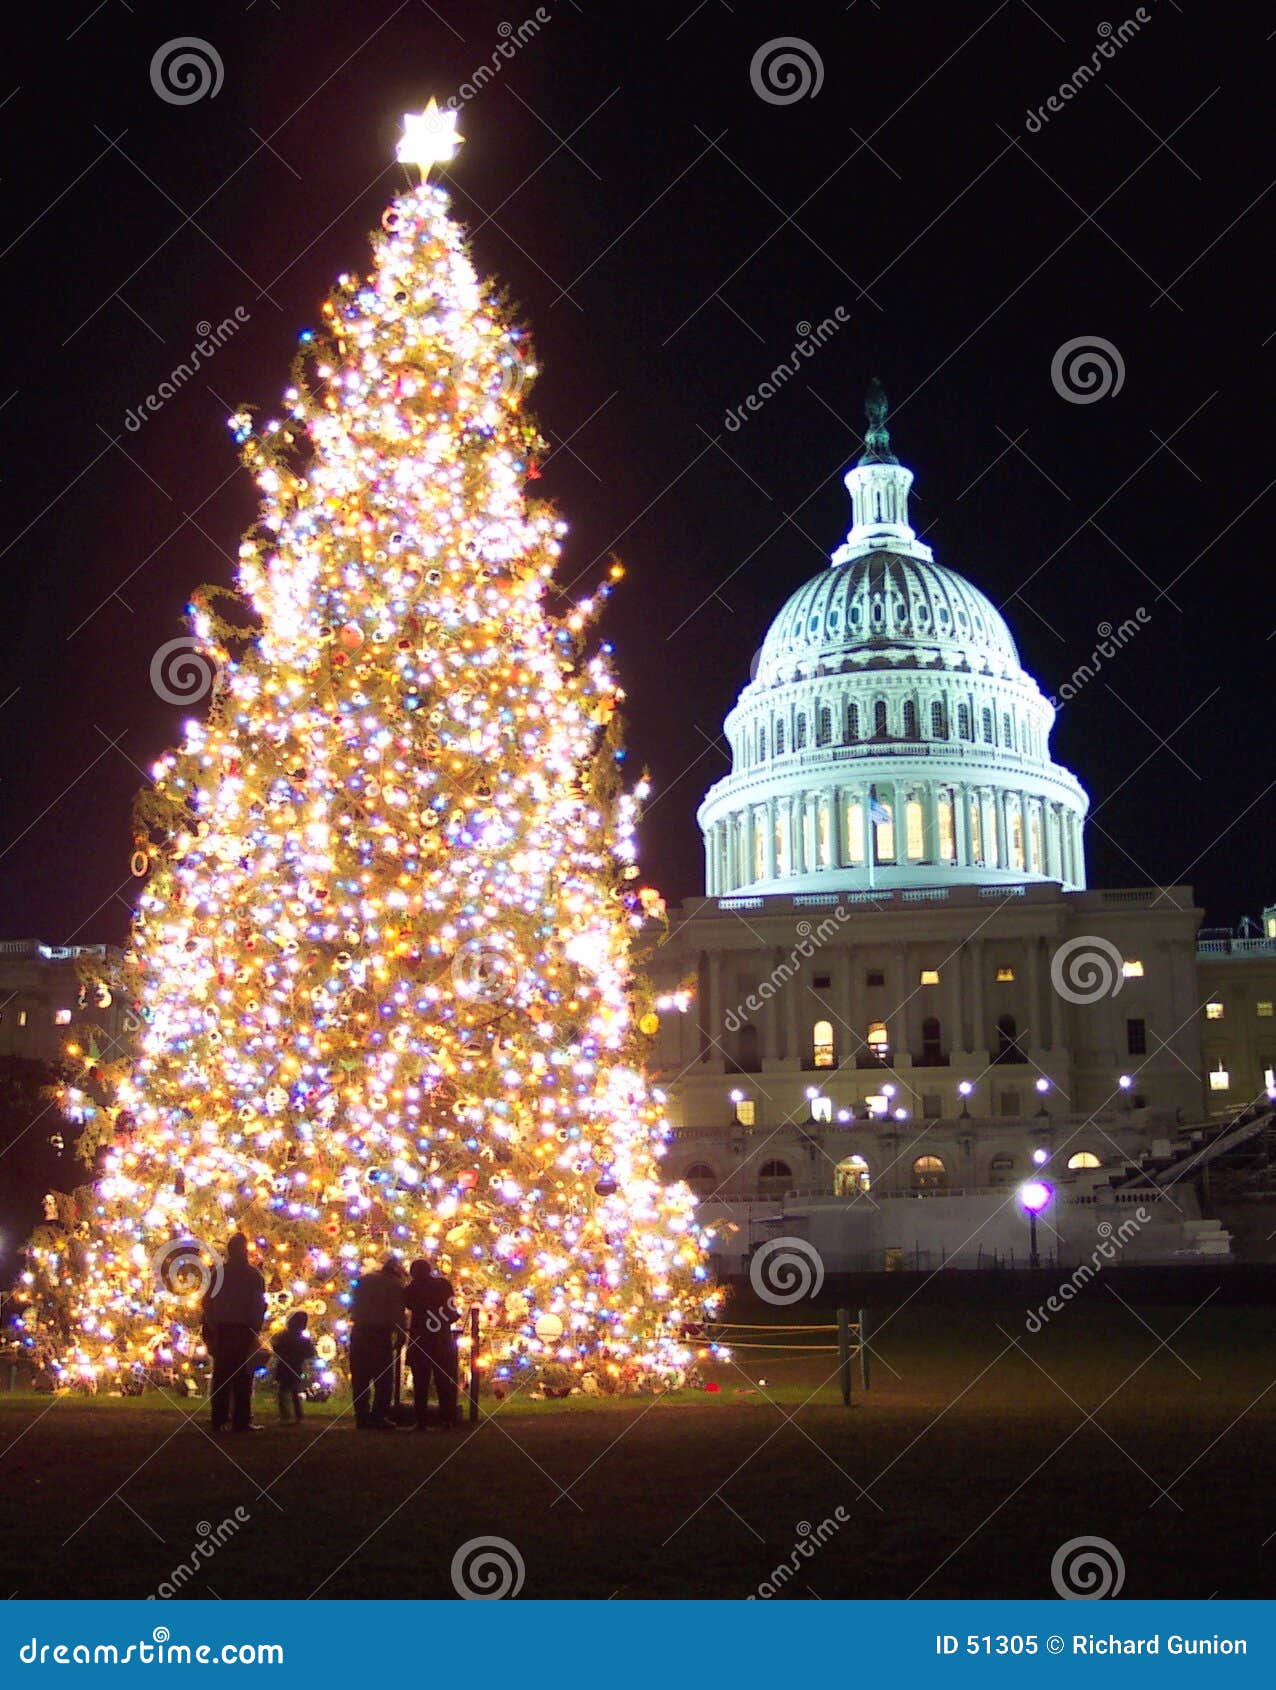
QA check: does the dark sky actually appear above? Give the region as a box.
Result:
[1,0,1270,942]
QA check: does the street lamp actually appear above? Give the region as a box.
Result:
[1118,1074,1133,1110]
[1035,1076,1050,1117]
[1018,1179,1053,1269]
[958,1080,973,1119]
[1031,1146,1050,1167]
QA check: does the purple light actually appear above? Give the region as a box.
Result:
[1018,1179,1053,1214]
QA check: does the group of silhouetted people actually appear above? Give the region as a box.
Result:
[199,1234,460,1433]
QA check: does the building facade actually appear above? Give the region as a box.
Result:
[649,394,1269,1267]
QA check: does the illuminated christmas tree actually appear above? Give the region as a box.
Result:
[17,107,713,1398]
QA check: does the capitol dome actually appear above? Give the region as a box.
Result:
[698,385,1089,896]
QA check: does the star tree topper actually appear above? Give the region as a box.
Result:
[397,101,464,177]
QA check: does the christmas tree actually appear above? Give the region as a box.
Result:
[17,107,713,1399]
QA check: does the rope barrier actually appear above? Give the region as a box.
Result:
[701,1322,846,1333]
[704,1340,841,1352]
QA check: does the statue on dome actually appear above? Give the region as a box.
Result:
[860,377,898,465]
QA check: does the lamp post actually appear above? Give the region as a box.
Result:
[1118,1073,1133,1110]
[1031,1146,1050,1167]
[1035,1076,1050,1117]
[958,1080,973,1119]
[1018,1179,1053,1270]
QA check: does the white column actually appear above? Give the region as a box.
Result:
[745,807,757,887]
[994,791,1009,871]
[764,799,777,880]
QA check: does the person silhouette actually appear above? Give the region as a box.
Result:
[201,1233,267,1433]
[403,1257,460,1430]
[348,1256,408,1429]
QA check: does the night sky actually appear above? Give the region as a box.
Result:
[1,0,1270,943]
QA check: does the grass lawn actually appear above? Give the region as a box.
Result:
[2,1293,1273,1600]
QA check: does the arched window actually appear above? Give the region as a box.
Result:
[835,1155,871,1196]
[989,1153,1016,1186]
[1067,1151,1102,1170]
[912,1155,948,1190]
[958,703,971,740]
[758,726,766,761]
[995,1015,1024,1064]
[981,706,994,743]
[816,705,832,746]
[921,1016,943,1065]
[1002,712,1013,748]
[757,1159,793,1193]
[902,699,918,737]
[930,700,946,738]
[683,1163,717,1195]
[873,699,888,737]
[812,1019,835,1069]
[794,714,808,750]
[846,702,859,741]
[775,721,786,755]
[866,1020,890,1064]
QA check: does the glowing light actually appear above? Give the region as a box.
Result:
[1018,1180,1053,1214]
[397,101,463,175]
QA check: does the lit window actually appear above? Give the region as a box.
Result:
[1067,1151,1102,1170]
[810,1095,832,1124]
[733,1098,755,1127]
[17,1010,28,1028]
[920,969,941,986]
[996,967,1015,983]
[1205,1001,1224,1020]
[865,1093,888,1116]
[1258,1002,1273,1018]
[812,1019,835,1069]
[866,1020,889,1061]
[835,1155,871,1195]
[1209,1066,1229,1091]
[905,797,925,861]
[912,1155,947,1189]
[1122,959,1144,978]
[54,1009,72,1026]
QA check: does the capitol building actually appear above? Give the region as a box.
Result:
[648,390,1276,1271]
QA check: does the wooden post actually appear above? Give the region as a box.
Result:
[837,1306,852,1406]
[468,1304,480,1425]
[859,1308,870,1391]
